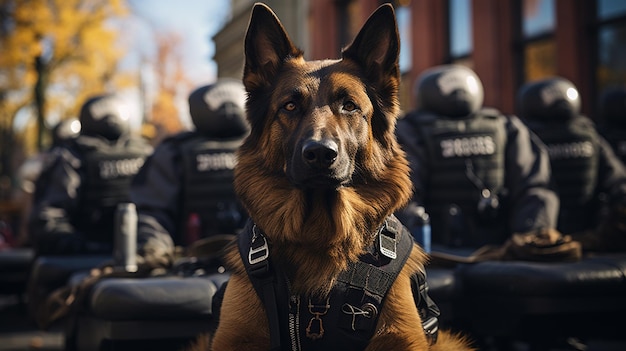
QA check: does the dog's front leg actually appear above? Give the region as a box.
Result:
[210,273,271,351]
[365,267,432,351]
[367,250,476,351]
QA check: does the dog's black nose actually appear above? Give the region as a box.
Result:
[302,139,338,169]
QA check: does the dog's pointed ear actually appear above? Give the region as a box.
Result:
[343,4,400,147]
[243,3,302,91]
[342,4,400,85]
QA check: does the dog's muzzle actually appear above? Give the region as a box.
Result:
[289,138,349,188]
[302,139,338,169]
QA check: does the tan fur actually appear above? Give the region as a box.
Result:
[190,3,475,351]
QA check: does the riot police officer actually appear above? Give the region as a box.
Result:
[396,64,559,249]
[19,118,81,196]
[16,118,81,246]
[29,94,153,256]
[598,87,626,165]
[518,78,626,238]
[130,79,250,270]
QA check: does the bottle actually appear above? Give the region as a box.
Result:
[411,205,431,253]
[185,212,201,245]
[114,202,138,272]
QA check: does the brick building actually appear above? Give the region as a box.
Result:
[214,0,626,119]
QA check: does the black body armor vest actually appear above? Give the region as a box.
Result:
[525,116,600,233]
[600,126,626,166]
[410,110,508,247]
[238,216,440,351]
[175,132,247,243]
[74,138,149,243]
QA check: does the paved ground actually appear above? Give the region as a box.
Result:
[0,296,63,351]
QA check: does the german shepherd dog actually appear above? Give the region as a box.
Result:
[200,3,474,350]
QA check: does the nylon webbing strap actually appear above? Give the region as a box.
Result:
[238,221,282,351]
[238,216,419,349]
[259,276,281,351]
[338,263,395,297]
[411,268,440,345]
[386,216,441,344]
[337,216,413,299]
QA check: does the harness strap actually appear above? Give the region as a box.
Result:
[238,216,440,348]
[383,212,441,345]
[411,268,441,345]
[259,275,281,351]
[336,217,412,295]
[238,222,282,351]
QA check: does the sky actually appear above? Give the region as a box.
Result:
[116,0,232,129]
[13,0,233,133]
[125,0,231,86]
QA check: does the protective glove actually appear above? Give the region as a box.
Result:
[506,228,582,262]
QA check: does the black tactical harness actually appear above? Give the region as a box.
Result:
[238,216,440,351]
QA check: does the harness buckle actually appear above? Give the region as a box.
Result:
[249,225,270,265]
[379,231,397,259]
[422,316,439,345]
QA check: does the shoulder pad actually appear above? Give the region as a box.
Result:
[405,111,439,124]
[476,107,503,119]
[574,115,596,127]
[73,135,101,150]
[124,137,154,153]
[164,131,199,144]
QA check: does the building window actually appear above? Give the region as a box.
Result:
[449,0,472,63]
[524,39,556,81]
[523,0,555,37]
[521,0,556,81]
[598,0,626,20]
[596,0,626,93]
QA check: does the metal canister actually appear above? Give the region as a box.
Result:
[412,205,432,253]
[114,202,138,272]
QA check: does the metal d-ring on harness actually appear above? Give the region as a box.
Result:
[238,217,440,350]
[249,225,269,265]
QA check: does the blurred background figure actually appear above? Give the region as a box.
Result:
[14,118,81,247]
[518,77,626,251]
[28,94,153,257]
[598,87,626,165]
[396,64,559,251]
[130,79,250,271]
[19,119,81,196]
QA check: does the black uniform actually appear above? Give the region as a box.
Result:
[17,118,81,246]
[19,118,81,195]
[397,65,559,248]
[598,87,626,165]
[130,79,249,269]
[29,95,153,256]
[518,78,626,235]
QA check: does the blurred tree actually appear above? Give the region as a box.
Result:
[0,0,130,157]
[146,31,191,145]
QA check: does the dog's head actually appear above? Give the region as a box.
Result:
[235,3,412,245]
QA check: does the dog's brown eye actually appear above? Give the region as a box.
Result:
[284,101,297,112]
[343,101,357,112]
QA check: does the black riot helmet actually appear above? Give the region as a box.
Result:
[52,118,81,146]
[79,94,131,141]
[599,87,626,127]
[188,79,249,138]
[517,77,581,121]
[414,64,484,118]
